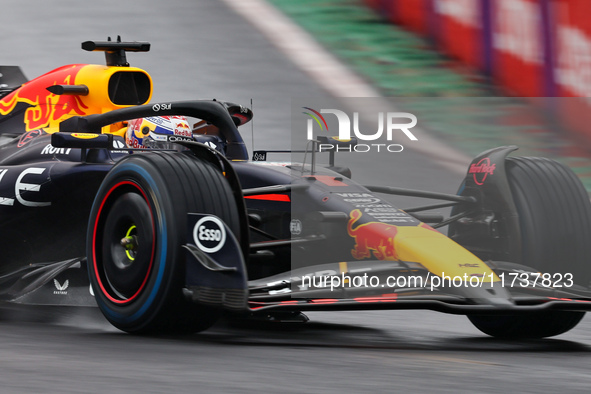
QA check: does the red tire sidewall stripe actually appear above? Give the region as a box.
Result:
[92,180,156,305]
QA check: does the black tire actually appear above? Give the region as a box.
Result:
[87,151,241,334]
[507,157,591,283]
[468,311,584,339]
[468,311,585,339]
[469,157,591,338]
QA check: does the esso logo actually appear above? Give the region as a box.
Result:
[193,216,226,253]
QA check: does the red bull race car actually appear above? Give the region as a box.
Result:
[1,39,591,338]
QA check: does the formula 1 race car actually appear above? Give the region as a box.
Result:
[1,39,591,338]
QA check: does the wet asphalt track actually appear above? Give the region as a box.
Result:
[2,0,591,392]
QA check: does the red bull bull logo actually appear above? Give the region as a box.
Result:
[0,65,88,131]
[172,115,192,138]
[347,209,399,261]
[174,122,192,138]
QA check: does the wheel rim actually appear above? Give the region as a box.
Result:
[92,181,156,304]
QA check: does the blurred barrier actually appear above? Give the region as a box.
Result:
[434,0,486,70]
[490,0,548,97]
[364,0,591,145]
[388,0,431,34]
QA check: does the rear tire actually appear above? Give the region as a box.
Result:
[88,152,241,334]
[469,157,591,338]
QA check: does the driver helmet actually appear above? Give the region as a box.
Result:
[126,115,193,150]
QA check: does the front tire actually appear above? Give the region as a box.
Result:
[88,152,241,334]
[468,311,584,339]
[469,157,591,338]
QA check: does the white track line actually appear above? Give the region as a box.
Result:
[220,0,472,174]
